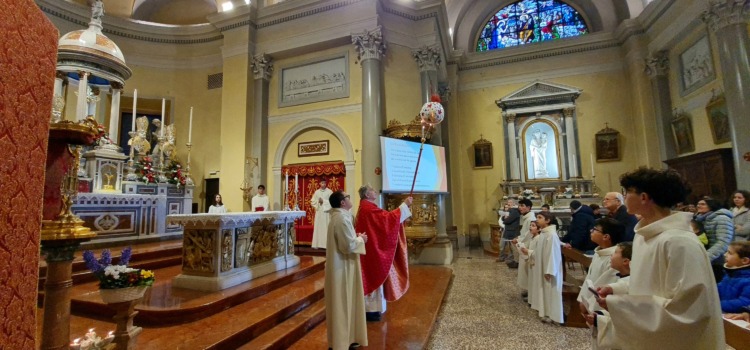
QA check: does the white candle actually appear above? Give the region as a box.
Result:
[285,171,289,192]
[295,173,298,192]
[160,98,165,138]
[188,107,193,143]
[131,89,137,132]
[590,153,595,177]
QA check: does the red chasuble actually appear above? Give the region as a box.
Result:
[355,200,409,301]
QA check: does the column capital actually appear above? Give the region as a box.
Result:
[562,107,575,118]
[412,45,441,72]
[110,81,124,90]
[644,51,670,78]
[352,26,386,63]
[702,0,750,32]
[56,71,68,80]
[502,112,516,123]
[251,53,274,81]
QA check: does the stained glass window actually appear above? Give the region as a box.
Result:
[476,0,588,52]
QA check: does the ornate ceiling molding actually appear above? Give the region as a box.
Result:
[496,81,582,110]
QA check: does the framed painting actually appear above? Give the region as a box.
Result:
[279,52,349,107]
[679,34,715,96]
[671,113,695,155]
[706,95,730,144]
[298,140,329,157]
[595,125,620,162]
[473,137,493,169]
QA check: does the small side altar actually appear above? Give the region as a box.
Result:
[166,211,306,291]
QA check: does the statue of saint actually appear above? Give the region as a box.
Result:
[529,128,549,178]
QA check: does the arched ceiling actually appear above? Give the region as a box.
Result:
[69,0,219,25]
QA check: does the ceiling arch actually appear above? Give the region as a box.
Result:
[132,0,217,24]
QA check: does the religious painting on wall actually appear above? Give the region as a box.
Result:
[298,140,329,157]
[679,34,715,96]
[473,136,493,169]
[595,124,620,162]
[705,95,730,144]
[279,52,349,107]
[671,112,695,155]
[522,121,560,180]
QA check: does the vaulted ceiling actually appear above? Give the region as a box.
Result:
[69,0,219,25]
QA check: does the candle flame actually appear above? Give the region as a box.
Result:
[73,338,81,344]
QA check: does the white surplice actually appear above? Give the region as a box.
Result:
[525,234,542,310]
[596,212,724,350]
[310,188,333,249]
[251,194,269,211]
[516,211,536,289]
[325,208,368,350]
[527,226,564,323]
[577,245,618,311]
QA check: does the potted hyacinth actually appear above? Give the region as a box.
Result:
[83,247,155,303]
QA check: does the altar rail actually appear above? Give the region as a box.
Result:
[166,211,306,291]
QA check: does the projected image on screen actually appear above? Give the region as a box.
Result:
[380,137,448,193]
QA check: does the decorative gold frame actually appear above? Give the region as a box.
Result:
[521,120,561,181]
[671,112,695,154]
[298,140,329,157]
[595,124,620,162]
[473,136,493,169]
[706,95,730,144]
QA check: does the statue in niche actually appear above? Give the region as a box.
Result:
[529,128,549,178]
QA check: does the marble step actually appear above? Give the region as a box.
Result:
[237,299,326,350]
[69,256,326,326]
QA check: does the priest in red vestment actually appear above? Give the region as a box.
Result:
[355,184,413,321]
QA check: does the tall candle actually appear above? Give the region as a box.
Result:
[295,173,298,192]
[188,107,193,143]
[131,89,138,132]
[590,153,595,177]
[160,98,165,137]
[285,171,289,192]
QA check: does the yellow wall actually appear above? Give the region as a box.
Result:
[383,44,424,123]
[282,129,346,164]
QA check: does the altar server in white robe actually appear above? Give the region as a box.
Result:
[577,218,624,316]
[325,190,368,350]
[521,221,541,308]
[595,168,724,350]
[310,178,333,249]
[513,198,535,293]
[526,211,563,323]
[251,185,269,212]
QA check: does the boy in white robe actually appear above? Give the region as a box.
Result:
[578,218,625,318]
[594,168,724,350]
[251,185,269,212]
[525,211,563,324]
[512,198,535,295]
[585,242,632,350]
[520,221,540,307]
[310,178,333,249]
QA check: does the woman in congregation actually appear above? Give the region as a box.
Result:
[208,193,228,213]
[731,190,750,241]
[695,197,734,282]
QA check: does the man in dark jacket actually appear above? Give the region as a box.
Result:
[498,200,520,262]
[562,200,597,252]
[603,192,639,241]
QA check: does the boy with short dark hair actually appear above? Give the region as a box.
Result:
[578,218,625,317]
[718,241,750,313]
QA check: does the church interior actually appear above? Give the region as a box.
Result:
[2,0,750,348]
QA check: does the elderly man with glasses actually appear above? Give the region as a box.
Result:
[602,192,639,242]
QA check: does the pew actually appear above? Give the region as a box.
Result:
[561,247,592,328]
[724,318,750,349]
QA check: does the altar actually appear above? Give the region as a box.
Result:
[166,211,306,291]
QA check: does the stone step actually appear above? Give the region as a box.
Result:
[237,299,326,350]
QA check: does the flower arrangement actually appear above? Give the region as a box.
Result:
[70,328,114,350]
[83,247,155,289]
[135,156,156,184]
[167,160,186,187]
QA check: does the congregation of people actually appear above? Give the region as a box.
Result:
[497,168,750,349]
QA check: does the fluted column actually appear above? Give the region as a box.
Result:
[109,82,123,144]
[644,51,676,162]
[504,112,520,180]
[251,53,273,188]
[76,71,89,121]
[563,107,579,178]
[353,26,386,191]
[703,0,750,189]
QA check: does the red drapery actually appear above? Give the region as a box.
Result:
[282,161,345,244]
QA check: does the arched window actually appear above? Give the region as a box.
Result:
[476,0,588,52]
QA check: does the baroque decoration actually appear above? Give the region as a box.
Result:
[476,0,588,52]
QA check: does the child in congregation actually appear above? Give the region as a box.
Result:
[578,218,626,318]
[520,221,540,305]
[523,211,563,324]
[718,241,750,313]
[690,219,709,248]
[585,242,632,350]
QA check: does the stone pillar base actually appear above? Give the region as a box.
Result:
[413,242,453,265]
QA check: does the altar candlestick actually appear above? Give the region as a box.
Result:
[160,98,166,137]
[295,173,298,192]
[188,107,193,143]
[285,171,289,192]
[131,89,138,132]
[590,153,595,177]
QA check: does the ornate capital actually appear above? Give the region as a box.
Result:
[56,71,68,80]
[644,51,669,78]
[412,45,441,72]
[502,112,516,123]
[352,26,386,63]
[562,107,575,118]
[251,53,274,81]
[702,0,750,32]
[110,81,124,90]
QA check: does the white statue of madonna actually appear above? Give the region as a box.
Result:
[529,128,549,178]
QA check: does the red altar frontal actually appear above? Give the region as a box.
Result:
[282,161,345,245]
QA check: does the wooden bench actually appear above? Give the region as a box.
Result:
[725,318,750,349]
[561,247,592,328]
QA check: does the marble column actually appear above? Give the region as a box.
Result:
[86,86,100,120]
[53,71,65,97]
[76,71,89,121]
[504,112,520,180]
[52,71,67,123]
[703,0,750,189]
[109,82,122,144]
[563,107,579,178]
[251,53,273,188]
[439,85,453,229]
[644,51,676,163]
[352,26,386,191]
